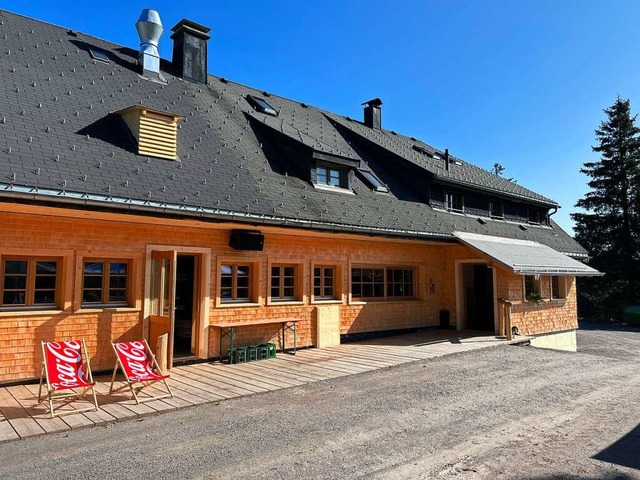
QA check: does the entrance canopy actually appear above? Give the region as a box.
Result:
[454,232,603,276]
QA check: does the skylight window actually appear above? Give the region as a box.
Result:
[246,95,278,116]
[89,49,110,63]
[359,170,389,193]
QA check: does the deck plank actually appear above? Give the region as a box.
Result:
[0,330,512,445]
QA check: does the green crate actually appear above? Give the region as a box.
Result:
[266,342,277,359]
[246,345,258,362]
[256,344,269,360]
[233,346,248,364]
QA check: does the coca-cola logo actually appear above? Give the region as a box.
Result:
[45,341,85,388]
[115,341,156,380]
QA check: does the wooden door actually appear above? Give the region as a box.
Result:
[148,250,177,367]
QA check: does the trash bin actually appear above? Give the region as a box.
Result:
[439,309,450,329]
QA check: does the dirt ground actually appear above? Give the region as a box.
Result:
[0,324,638,479]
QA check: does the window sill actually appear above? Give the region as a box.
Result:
[313,184,355,195]
[349,298,422,305]
[78,306,139,313]
[311,299,343,305]
[0,308,64,318]
[267,300,304,306]
[217,302,262,309]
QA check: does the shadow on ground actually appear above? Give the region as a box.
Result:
[592,423,640,471]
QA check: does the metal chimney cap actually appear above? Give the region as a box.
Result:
[362,98,383,107]
[136,9,163,48]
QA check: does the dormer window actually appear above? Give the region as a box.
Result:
[316,165,344,187]
[117,106,182,160]
[490,201,504,219]
[246,95,277,116]
[528,209,540,224]
[445,192,464,212]
[358,169,389,193]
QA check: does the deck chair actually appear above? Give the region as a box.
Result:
[38,339,99,418]
[109,340,173,404]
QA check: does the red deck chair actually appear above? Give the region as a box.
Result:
[38,339,99,418]
[109,340,173,404]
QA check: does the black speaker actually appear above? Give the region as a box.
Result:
[229,230,264,251]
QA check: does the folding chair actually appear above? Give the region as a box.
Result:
[109,340,173,404]
[38,339,99,418]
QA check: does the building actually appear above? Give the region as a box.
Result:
[0,9,601,384]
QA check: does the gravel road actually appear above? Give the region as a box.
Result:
[0,325,638,479]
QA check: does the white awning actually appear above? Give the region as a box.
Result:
[454,232,603,276]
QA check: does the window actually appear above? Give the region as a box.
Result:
[528,209,540,224]
[490,201,504,218]
[220,264,252,302]
[270,265,298,301]
[445,192,464,212]
[359,170,389,193]
[89,49,110,63]
[551,276,567,299]
[316,165,344,188]
[351,266,416,300]
[1,258,59,308]
[314,266,336,299]
[386,268,414,297]
[524,275,542,301]
[246,95,277,116]
[82,261,128,306]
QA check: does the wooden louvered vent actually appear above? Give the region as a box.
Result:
[118,106,182,160]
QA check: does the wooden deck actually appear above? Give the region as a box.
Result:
[0,330,524,443]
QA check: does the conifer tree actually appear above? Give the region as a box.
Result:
[572,97,640,319]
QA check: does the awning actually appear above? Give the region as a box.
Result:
[454,232,603,276]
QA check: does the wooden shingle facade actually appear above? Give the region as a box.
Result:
[0,9,599,383]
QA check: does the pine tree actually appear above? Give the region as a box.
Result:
[572,97,640,319]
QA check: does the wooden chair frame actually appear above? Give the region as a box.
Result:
[109,339,173,404]
[37,339,99,418]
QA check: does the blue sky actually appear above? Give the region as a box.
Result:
[4,1,640,233]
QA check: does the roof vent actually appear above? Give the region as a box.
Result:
[117,106,183,160]
[362,98,382,130]
[135,9,165,82]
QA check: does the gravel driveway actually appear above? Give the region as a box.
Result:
[0,324,638,479]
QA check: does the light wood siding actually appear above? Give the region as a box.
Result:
[120,107,180,160]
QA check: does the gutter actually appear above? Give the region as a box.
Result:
[0,182,454,242]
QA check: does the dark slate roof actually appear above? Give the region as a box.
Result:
[324,113,558,206]
[0,10,587,257]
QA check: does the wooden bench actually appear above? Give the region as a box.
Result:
[210,318,302,362]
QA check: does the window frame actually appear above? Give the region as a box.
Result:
[489,201,504,219]
[523,275,543,302]
[445,191,464,213]
[551,276,567,300]
[528,209,540,225]
[81,259,130,308]
[0,257,61,310]
[269,263,300,302]
[313,265,337,301]
[350,265,417,301]
[219,262,254,304]
[315,163,348,189]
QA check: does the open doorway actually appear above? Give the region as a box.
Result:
[462,264,495,332]
[174,255,197,359]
